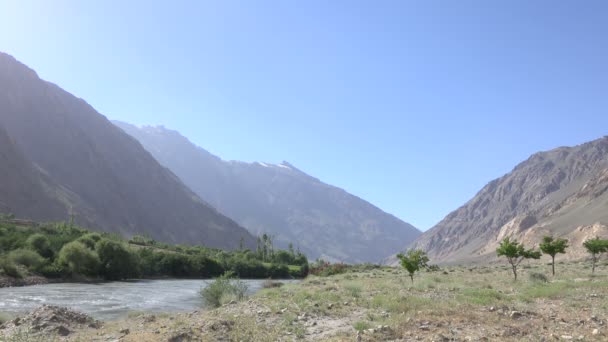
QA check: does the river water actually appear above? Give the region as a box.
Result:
[0,279,296,320]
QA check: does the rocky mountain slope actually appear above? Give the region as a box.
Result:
[407,137,608,264]
[0,52,254,250]
[114,121,420,263]
[0,124,70,222]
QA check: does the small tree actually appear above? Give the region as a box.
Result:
[583,237,608,274]
[396,249,429,283]
[539,236,569,276]
[496,237,541,281]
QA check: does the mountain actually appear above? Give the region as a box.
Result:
[113,121,421,263]
[0,124,70,221]
[406,137,608,264]
[0,52,254,250]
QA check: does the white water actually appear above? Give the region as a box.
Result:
[0,279,296,320]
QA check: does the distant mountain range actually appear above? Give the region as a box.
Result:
[113,121,421,263]
[401,137,608,264]
[0,52,254,250]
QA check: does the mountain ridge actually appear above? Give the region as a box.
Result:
[402,136,608,264]
[0,51,255,250]
[113,121,421,263]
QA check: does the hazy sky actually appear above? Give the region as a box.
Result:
[1,1,607,230]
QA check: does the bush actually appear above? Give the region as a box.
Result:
[95,239,140,280]
[200,272,249,308]
[7,249,46,271]
[190,254,224,278]
[157,253,194,277]
[7,249,47,271]
[0,258,22,278]
[529,272,549,283]
[38,263,65,278]
[57,241,100,276]
[76,233,102,250]
[267,263,290,278]
[25,234,53,259]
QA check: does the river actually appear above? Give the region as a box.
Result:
[0,279,296,320]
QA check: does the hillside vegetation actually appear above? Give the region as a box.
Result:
[0,217,307,284]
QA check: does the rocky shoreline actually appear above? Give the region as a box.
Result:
[0,275,52,288]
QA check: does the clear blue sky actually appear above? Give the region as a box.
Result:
[1,1,607,231]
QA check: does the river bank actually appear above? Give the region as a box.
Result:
[2,261,607,341]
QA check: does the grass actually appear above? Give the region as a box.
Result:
[7,260,608,341]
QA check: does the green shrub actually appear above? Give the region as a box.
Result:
[0,258,22,278]
[25,234,53,259]
[529,272,549,283]
[95,239,140,280]
[57,241,100,276]
[76,233,102,250]
[200,272,249,308]
[353,321,371,332]
[7,249,46,271]
[38,263,65,278]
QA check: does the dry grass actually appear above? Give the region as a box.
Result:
[6,260,608,341]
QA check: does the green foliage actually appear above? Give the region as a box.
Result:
[57,241,100,276]
[0,258,22,278]
[0,218,307,281]
[200,272,249,308]
[496,237,541,281]
[25,234,53,259]
[76,233,102,250]
[539,236,568,275]
[583,237,608,273]
[95,239,139,280]
[397,249,429,283]
[7,249,46,271]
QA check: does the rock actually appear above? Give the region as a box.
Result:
[592,329,600,335]
[327,303,334,309]
[434,333,450,342]
[54,325,71,336]
[144,315,156,323]
[419,324,430,331]
[0,305,100,338]
[489,306,496,312]
[168,330,194,342]
[509,311,523,319]
[560,336,573,340]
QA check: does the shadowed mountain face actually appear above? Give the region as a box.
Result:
[406,137,608,264]
[0,125,70,221]
[0,52,254,250]
[113,121,421,263]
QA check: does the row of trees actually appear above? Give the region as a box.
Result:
[497,235,608,280]
[0,220,309,281]
[396,235,608,283]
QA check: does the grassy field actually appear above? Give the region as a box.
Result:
[2,260,608,341]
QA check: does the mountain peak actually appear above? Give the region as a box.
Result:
[115,121,421,262]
